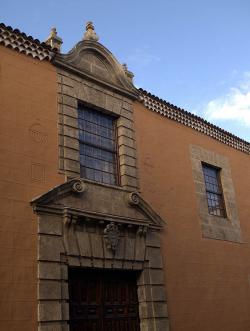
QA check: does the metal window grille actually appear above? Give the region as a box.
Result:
[78,105,118,185]
[202,164,226,218]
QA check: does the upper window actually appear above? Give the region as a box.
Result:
[202,164,226,218]
[78,105,118,185]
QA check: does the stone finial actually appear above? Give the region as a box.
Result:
[122,63,134,83]
[83,21,99,42]
[122,63,128,71]
[45,27,63,52]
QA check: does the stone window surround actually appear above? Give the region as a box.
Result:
[190,145,242,243]
[58,68,139,191]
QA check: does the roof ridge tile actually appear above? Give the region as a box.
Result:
[139,88,250,155]
[0,22,56,61]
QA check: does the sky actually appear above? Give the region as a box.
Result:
[1,0,250,141]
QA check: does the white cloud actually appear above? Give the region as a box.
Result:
[204,71,250,127]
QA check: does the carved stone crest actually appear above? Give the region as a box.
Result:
[104,222,120,251]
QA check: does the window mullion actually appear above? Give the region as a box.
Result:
[202,164,227,218]
[78,105,118,186]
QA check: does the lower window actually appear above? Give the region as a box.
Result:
[202,164,226,218]
[190,145,242,242]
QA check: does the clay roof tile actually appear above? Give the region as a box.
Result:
[0,22,55,61]
[139,88,250,154]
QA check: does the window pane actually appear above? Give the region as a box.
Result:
[78,119,114,140]
[94,170,102,182]
[85,168,95,181]
[82,155,115,174]
[102,172,111,185]
[202,164,226,217]
[80,144,115,163]
[78,106,117,185]
[205,182,220,194]
[207,191,224,217]
[203,165,217,177]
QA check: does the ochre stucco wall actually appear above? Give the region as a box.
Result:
[134,100,250,331]
[2,42,250,331]
[0,46,64,331]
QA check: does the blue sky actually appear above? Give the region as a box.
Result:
[1,0,250,141]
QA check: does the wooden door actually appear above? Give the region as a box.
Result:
[68,268,140,331]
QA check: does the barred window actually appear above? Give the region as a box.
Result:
[78,105,118,185]
[202,164,226,218]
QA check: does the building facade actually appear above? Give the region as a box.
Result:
[0,21,250,331]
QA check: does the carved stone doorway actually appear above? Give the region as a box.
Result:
[32,179,169,331]
[68,267,140,331]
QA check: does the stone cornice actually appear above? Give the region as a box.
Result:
[54,40,138,99]
[31,178,165,229]
[139,88,250,155]
[128,192,165,228]
[0,22,56,61]
[54,57,138,99]
[31,178,86,206]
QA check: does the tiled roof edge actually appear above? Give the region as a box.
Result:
[0,22,57,61]
[139,88,250,155]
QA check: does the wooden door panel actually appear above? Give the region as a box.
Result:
[70,320,100,331]
[68,268,140,331]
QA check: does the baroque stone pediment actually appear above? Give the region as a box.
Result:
[54,40,138,99]
[31,178,165,229]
